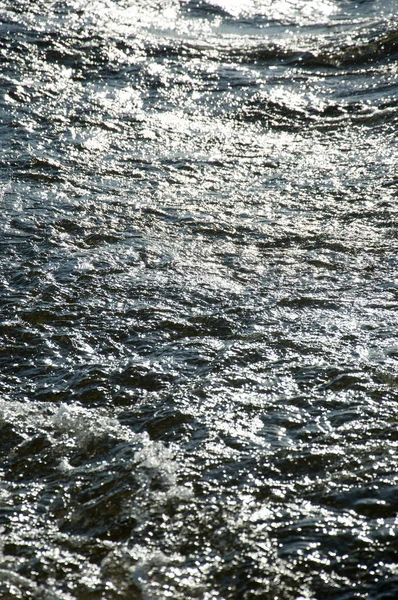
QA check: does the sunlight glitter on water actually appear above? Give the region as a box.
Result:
[1,0,398,598]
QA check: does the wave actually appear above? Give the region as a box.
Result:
[210,25,398,68]
[237,93,398,131]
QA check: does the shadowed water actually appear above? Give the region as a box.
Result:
[1,1,398,598]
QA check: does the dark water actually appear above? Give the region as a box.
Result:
[1,0,398,598]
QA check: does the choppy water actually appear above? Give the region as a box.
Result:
[1,1,398,598]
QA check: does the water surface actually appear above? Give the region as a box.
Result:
[1,1,398,598]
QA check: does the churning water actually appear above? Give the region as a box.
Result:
[0,1,398,598]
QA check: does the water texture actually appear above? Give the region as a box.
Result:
[0,0,398,598]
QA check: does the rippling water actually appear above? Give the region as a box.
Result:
[1,1,398,598]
